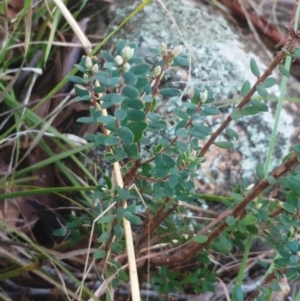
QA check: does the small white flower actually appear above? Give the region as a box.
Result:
[85,56,93,69]
[123,62,131,72]
[161,42,168,57]
[172,45,183,58]
[91,64,99,75]
[114,55,124,66]
[153,65,162,78]
[121,46,135,60]
[200,90,208,103]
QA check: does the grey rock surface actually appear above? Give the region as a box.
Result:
[105,0,299,193]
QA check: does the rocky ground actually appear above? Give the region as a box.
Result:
[102,0,300,196]
[2,0,300,300]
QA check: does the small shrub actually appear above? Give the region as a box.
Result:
[68,38,300,300]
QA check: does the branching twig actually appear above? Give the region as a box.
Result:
[200,26,298,157]
[148,152,298,266]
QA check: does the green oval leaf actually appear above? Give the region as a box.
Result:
[101,50,115,62]
[126,109,146,121]
[74,85,90,99]
[200,106,221,116]
[234,285,244,301]
[148,120,167,129]
[123,85,139,99]
[99,214,115,223]
[278,64,291,78]
[130,63,151,75]
[97,115,116,124]
[286,267,298,280]
[114,109,127,120]
[160,88,181,97]
[124,212,142,225]
[287,191,298,207]
[118,127,134,144]
[124,98,144,109]
[194,235,208,243]
[226,216,236,226]
[168,175,179,187]
[98,231,111,243]
[215,141,234,149]
[242,215,257,225]
[240,80,251,97]
[93,250,106,259]
[77,117,94,124]
[175,128,188,137]
[135,76,149,90]
[104,136,120,146]
[231,109,242,121]
[123,143,139,159]
[240,106,259,116]
[256,85,268,98]
[256,162,265,180]
[250,58,260,77]
[262,77,276,88]
[93,86,106,93]
[126,121,148,133]
[266,176,276,185]
[288,177,300,195]
[116,39,125,55]
[173,55,189,67]
[225,128,239,140]
[174,108,189,120]
[67,75,89,85]
[123,72,137,85]
[148,112,160,122]
[219,235,232,250]
[251,99,268,112]
[282,202,296,214]
[111,242,123,254]
[113,224,124,239]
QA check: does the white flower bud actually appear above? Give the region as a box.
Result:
[91,64,99,75]
[102,187,111,194]
[94,80,100,87]
[200,90,208,103]
[255,202,262,209]
[172,45,183,58]
[83,73,89,79]
[153,65,161,78]
[121,46,134,60]
[114,55,124,66]
[85,56,93,69]
[123,62,131,72]
[246,183,255,191]
[161,42,168,57]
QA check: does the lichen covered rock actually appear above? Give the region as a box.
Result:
[105,0,298,193]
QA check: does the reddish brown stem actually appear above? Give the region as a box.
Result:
[148,152,298,266]
[200,4,299,157]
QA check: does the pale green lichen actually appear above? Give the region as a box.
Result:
[104,0,295,187]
